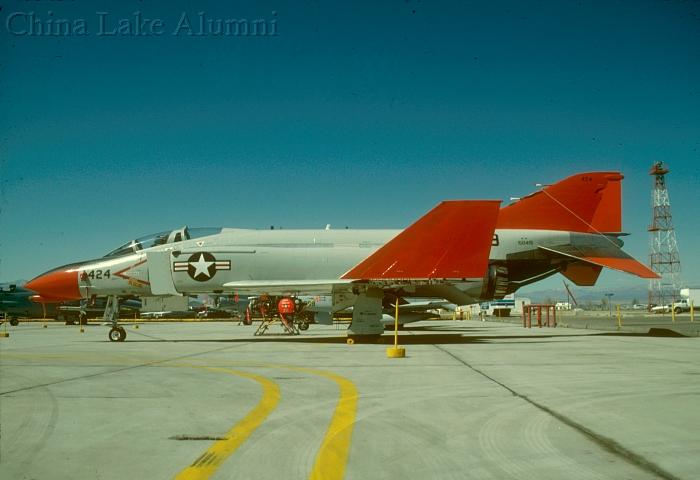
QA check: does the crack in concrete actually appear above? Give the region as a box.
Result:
[433,343,681,480]
[0,342,250,396]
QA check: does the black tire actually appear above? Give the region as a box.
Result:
[674,307,682,314]
[109,327,126,342]
[298,321,309,331]
[9,317,19,326]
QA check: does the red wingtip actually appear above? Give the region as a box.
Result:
[342,200,501,279]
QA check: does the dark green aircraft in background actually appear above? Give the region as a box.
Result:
[0,284,58,325]
[0,284,141,325]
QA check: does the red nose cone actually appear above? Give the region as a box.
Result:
[25,270,81,301]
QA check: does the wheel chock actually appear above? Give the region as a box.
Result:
[43,324,48,328]
[386,347,406,358]
[134,324,139,329]
[0,332,9,338]
[80,327,85,333]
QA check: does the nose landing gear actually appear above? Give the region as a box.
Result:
[109,326,126,342]
[103,296,126,342]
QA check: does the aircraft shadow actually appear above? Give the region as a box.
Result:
[114,328,675,345]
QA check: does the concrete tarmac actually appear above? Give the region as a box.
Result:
[1,320,698,480]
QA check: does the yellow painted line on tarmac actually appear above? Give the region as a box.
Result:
[218,363,359,480]
[174,367,280,480]
[293,367,359,480]
[168,362,359,480]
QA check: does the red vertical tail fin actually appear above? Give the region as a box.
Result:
[496,172,623,233]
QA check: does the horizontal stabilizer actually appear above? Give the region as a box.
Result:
[342,200,501,280]
[561,263,603,286]
[539,246,659,279]
[223,279,355,295]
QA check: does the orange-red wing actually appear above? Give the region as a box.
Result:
[581,256,659,279]
[342,200,501,280]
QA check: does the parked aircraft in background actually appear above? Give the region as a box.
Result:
[57,297,141,324]
[0,284,142,325]
[0,284,57,325]
[25,172,658,342]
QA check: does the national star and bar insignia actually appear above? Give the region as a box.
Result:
[173,252,231,282]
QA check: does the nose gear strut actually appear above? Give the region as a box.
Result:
[103,295,126,342]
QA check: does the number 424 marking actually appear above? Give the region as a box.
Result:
[86,269,111,280]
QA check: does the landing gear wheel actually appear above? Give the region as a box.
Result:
[298,321,309,331]
[9,317,19,326]
[109,327,126,342]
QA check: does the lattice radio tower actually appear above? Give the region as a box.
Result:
[648,161,682,307]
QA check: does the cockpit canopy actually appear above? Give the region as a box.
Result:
[104,227,223,258]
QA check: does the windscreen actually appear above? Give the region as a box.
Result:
[103,227,223,258]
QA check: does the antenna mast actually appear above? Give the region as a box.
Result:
[648,161,682,308]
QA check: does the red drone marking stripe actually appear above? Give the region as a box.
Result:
[114,259,151,286]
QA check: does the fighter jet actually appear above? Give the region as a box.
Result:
[25,172,657,342]
[0,284,57,325]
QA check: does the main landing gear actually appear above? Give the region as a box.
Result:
[346,288,385,344]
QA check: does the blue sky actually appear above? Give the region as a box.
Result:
[1,0,698,294]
